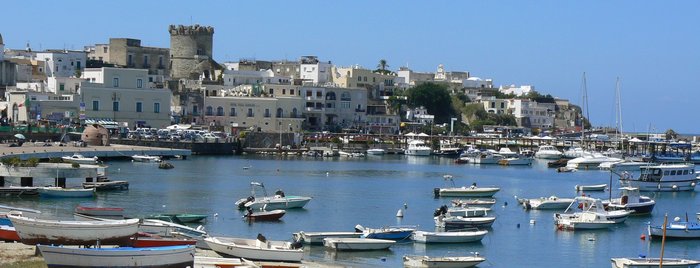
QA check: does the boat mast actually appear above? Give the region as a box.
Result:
[659,213,668,267]
[580,72,589,149]
[615,77,624,154]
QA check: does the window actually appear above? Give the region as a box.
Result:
[282,89,286,94]
[136,102,142,113]
[92,100,99,111]
[340,102,350,109]
[269,88,274,95]
[205,106,213,116]
[316,91,322,98]
[670,170,677,176]
[230,108,236,116]
[247,108,254,117]
[158,56,163,68]
[113,77,119,87]
[103,47,107,53]
[341,92,351,101]
[59,83,65,91]
[500,103,505,109]
[76,61,81,69]
[276,108,283,118]
[216,106,224,116]
[364,77,367,82]
[264,109,271,118]
[290,89,295,95]
[128,55,133,65]
[306,91,312,97]
[154,102,160,113]
[357,76,362,81]
[143,55,149,65]
[137,79,143,88]
[112,101,119,111]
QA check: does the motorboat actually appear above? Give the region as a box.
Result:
[470,152,505,165]
[565,153,622,170]
[445,206,491,217]
[245,209,286,221]
[451,198,496,208]
[599,160,649,173]
[498,156,533,166]
[74,206,124,219]
[548,159,569,168]
[411,229,488,243]
[8,214,139,245]
[130,232,197,248]
[366,148,386,155]
[38,187,95,198]
[403,255,486,268]
[204,236,303,262]
[61,154,99,164]
[406,140,432,156]
[554,212,615,230]
[146,213,208,223]
[497,147,518,157]
[131,154,162,162]
[434,215,496,229]
[435,176,500,198]
[454,157,470,164]
[563,146,587,159]
[0,225,20,241]
[574,184,607,192]
[535,145,563,159]
[568,196,632,223]
[37,244,195,267]
[607,187,655,214]
[355,224,416,240]
[522,196,576,210]
[292,231,361,244]
[647,216,700,239]
[611,257,700,268]
[435,140,461,156]
[323,237,395,251]
[618,163,698,191]
[235,181,312,210]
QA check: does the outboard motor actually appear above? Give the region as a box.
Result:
[440,205,448,215]
[275,189,285,197]
[257,233,267,243]
[434,188,441,198]
[434,208,442,217]
[354,224,365,233]
[290,240,303,249]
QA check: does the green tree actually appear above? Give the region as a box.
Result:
[406,83,456,123]
[373,59,392,75]
[665,129,678,140]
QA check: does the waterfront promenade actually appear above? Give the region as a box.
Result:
[0,143,191,160]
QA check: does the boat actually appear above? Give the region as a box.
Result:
[403,255,486,268]
[497,147,518,157]
[618,163,698,191]
[130,232,198,248]
[412,229,488,243]
[434,215,496,229]
[451,198,496,208]
[37,244,195,267]
[607,187,656,214]
[146,213,208,223]
[406,140,432,156]
[74,206,125,218]
[204,236,304,262]
[600,160,649,173]
[61,154,99,164]
[245,209,286,221]
[548,159,569,168]
[0,225,20,241]
[355,224,416,240]
[366,148,386,155]
[565,153,622,170]
[194,256,244,267]
[138,219,209,249]
[323,237,395,251]
[292,231,361,244]
[0,205,42,219]
[554,211,616,230]
[563,146,587,159]
[158,161,175,169]
[435,140,462,156]
[572,196,631,223]
[522,196,576,210]
[454,157,470,164]
[235,182,312,210]
[0,186,39,196]
[445,206,491,217]
[498,156,533,166]
[611,257,700,268]
[8,215,139,245]
[575,184,607,191]
[435,176,500,198]
[470,152,505,164]
[82,179,129,191]
[535,145,563,159]
[132,154,162,162]
[38,187,95,198]
[648,216,700,239]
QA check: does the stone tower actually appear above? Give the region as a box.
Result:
[168,24,214,80]
[0,33,5,61]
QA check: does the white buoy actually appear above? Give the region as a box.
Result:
[530,219,536,225]
[404,203,408,209]
[214,213,219,217]
[396,209,404,218]
[326,172,330,176]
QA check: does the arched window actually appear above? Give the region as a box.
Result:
[291,108,298,118]
[216,106,224,116]
[341,92,351,101]
[205,106,213,116]
[326,92,336,100]
[230,108,236,116]
[276,108,283,118]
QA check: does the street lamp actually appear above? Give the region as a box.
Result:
[450,117,457,136]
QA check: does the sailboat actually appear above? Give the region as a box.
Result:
[563,72,591,159]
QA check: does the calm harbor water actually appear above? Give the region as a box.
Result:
[3,155,699,267]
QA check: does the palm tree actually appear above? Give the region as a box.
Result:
[376,59,390,74]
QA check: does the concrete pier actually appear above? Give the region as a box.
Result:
[0,144,191,160]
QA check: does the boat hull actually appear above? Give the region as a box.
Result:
[435,216,496,229]
[247,210,285,221]
[245,196,312,210]
[575,184,607,191]
[619,179,697,192]
[74,206,124,217]
[38,245,195,268]
[131,237,198,247]
[293,231,361,244]
[412,230,487,243]
[403,255,486,268]
[204,237,303,262]
[9,215,139,246]
[323,238,395,251]
[648,223,700,239]
[38,188,95,198]
[0,225,20,241]
[439,188,499,198]
[611,258,700,268]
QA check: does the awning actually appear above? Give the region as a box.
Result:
[84,118,120,129]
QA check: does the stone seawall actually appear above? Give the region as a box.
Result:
[111,139,234,155]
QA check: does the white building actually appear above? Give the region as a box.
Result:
[406,106,434,125]
[35,50,87,78]
[299,56,331,84]
[508,99,555,130]
[81,67,172,128]
[463,77,493,88]
[499,84,535,96]
[222,69,290,86]
[301,86,367,131]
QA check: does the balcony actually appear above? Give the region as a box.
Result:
[305,107,324,112]
[355,108,366,113]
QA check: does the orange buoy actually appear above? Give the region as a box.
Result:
[640,234,646,240]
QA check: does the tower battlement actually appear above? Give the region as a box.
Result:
[168,24,214,36]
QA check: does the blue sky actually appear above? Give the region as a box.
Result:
[2,1,699,133]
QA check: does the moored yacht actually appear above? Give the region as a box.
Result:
[406,140,432,156]
[618,163,697,191]
[535,145,563,159]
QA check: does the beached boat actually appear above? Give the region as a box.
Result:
[610,257,700,268]
[355,224,416,240]
[618,163,698,191]
[647,217,700,239]
[130,232,198,248]
[412,229,488,243]
[38,187,95,198]
[292,231,361,244]
[235,182,312,210]
[522,196,576,210]
[435,177,500,198]
[323,237,395,251]
[61,154,99,165]
[0,225,20,241]
[194,256,244,267]
[146,213,208,223]
[245,209,286,221]
[451,198,496,208]
[74,206,124,218]
[8,215,139,245]
[403,255,486,268]
[574,184,607,191]
[204,236,303,262]
[366,148,386,155]
[535,145,563,159]
[498,156,533,166]
[607,187,655,214]
[132,154,162,162]
[0,205,41,218]
[37,244,195,267]
[434,215,496,229]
